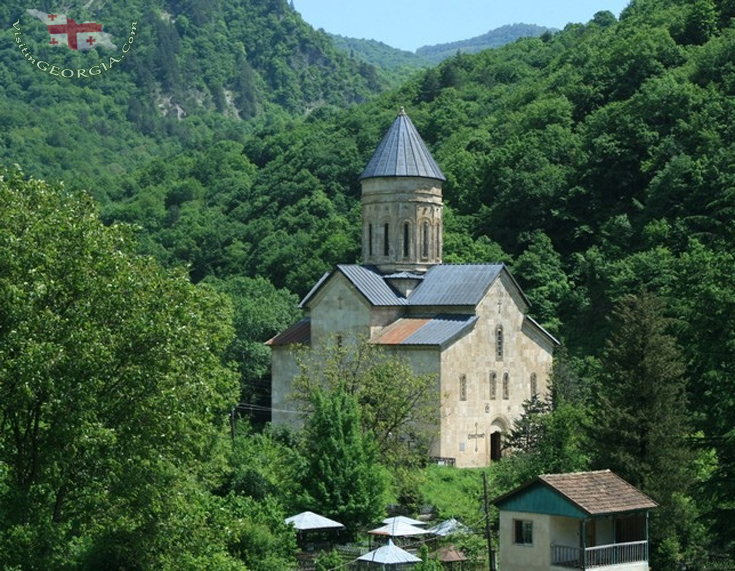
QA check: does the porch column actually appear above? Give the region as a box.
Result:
[581,519,587,569]
[612,515,617,564]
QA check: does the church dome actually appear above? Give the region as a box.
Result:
[360,108,446,181]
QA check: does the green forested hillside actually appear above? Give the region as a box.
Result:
[0,0,386,189]
[415,23,556,63]
[2,0,735,566]
[329,34,431,87]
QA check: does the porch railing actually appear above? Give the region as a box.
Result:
[552,540,649,569]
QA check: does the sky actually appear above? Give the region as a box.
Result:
[294,0,632,52]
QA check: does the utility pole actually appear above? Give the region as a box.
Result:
[483,471,497,571]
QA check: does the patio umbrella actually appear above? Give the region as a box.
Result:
[369,521,427,537]
[358,539,422,565]
[382,515,426,527]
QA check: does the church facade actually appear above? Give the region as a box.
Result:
[268,109,557,468]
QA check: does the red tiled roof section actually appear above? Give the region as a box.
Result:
[377,318,431,344]
[539,470,658,515]
[265,318,310,346]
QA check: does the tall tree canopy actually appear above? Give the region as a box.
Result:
[590,291,698,566]
[0,170,240,567]
[299,386,388,533]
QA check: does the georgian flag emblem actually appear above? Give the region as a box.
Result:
[26,9,117,50]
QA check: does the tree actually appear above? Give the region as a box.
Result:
[299,387,388,533]
[292,337,439,465]
[0,171,240,567]
[589,291,696,567]
[500,348,590,487]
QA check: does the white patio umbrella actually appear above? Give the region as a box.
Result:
[358,539,422,565]
[382,515,426,527]
[369,521,427,537]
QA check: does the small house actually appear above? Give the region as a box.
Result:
[493,470,657,570]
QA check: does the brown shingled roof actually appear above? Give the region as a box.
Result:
[539,470,658,515]
[265,317,310,346]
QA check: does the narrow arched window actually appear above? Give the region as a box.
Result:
[530,373,538,397]
[489,372,497,400]
[422,221,429,258]
[435,223,441,259]
[496,325,504,360]
[368,224,373,256]
[403,222,410,257]
[383,223,389,256]
[460,374,467,401]
[503,372,509,400]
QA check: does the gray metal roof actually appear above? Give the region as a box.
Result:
[339,264,407,306]
[376,314,477,348]
[299,271,331,308]
[360,108,446,181]
[285,511,344,531]
[300,265,407,308]
[408,264,504,306]
[358,539,422,564]
[401,314,477,346]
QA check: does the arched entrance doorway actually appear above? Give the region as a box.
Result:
[489,418,509,462]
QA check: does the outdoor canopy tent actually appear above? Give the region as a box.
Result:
[382,516,426,527]
[358,539,422,566]
[285,511,345,550]
[369,521,427,537]
[285,511,344,531]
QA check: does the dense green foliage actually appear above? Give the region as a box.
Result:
[0,171,257,567]
[2,0,735,564]
[0,0,386,190]
[292,338,438,465]
[590,292,701,567]
[329,34,431,88]
[299,387,389,533]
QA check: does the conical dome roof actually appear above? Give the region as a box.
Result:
[360,108,446,181]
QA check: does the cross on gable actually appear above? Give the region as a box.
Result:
[49,37,58,45]
[86,36,96,45]
[48,14,58,21]
[467,422,485,452]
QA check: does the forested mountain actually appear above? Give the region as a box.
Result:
[2,0,735,566]
[329,34,431,87]
[329,24,555,86]
[330,34,431,70]
[0,0,385,189]
[416,23,556,63]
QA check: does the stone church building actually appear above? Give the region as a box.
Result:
[268,109,557,468]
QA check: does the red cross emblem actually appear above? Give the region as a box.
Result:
[86,36,96,46]
[49,37,58,45]
[47,18,102,50]
[48,14,58,21]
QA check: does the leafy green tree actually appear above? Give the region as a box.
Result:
[314,548,344,571]
[299,387,389,533]
[223,425,303,511]
[671,243,735,559]
[590,291,696,567]
[292,338,438,465]
[0,171,239,567]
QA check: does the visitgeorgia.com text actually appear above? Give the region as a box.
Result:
[11,19,137,78]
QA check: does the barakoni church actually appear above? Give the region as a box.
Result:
[267,108,557,468]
